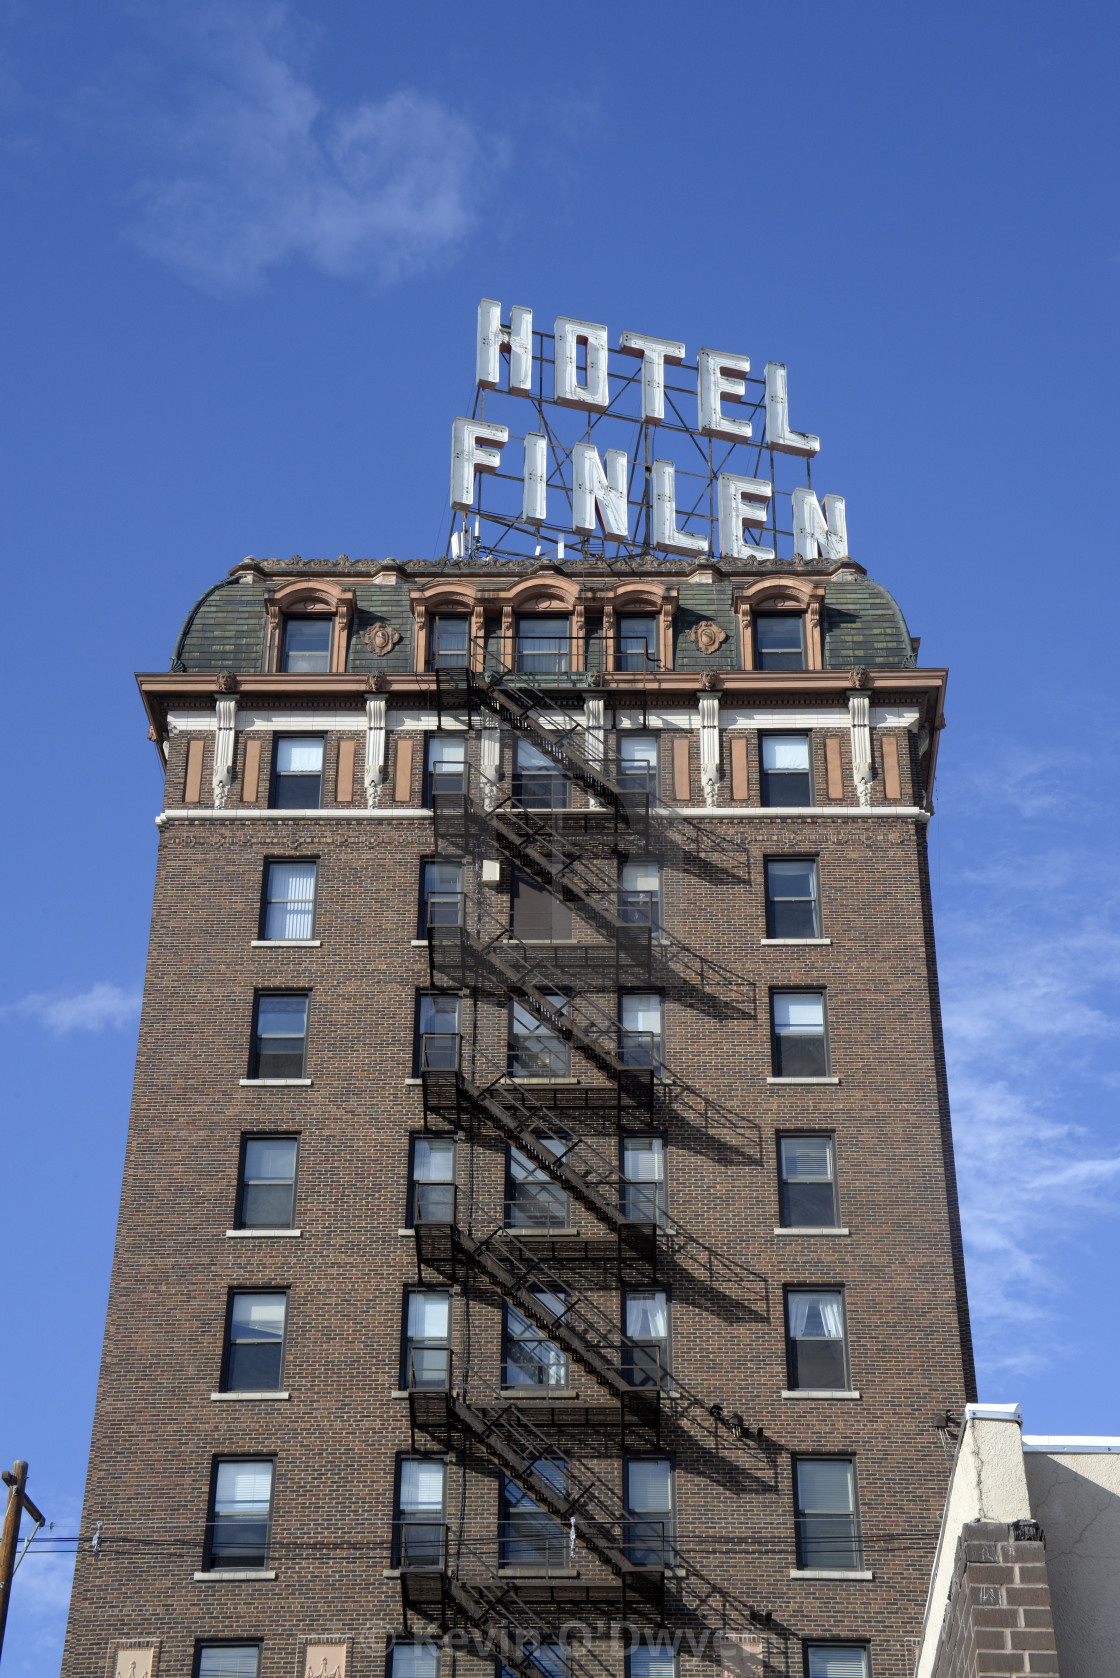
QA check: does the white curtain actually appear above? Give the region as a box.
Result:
[772,993,823,1033]
[621,994,661,1033]
[413,1139,455,1183]
[231,1295,286,1339]
[430,737,465,769]
[627,1459,671,1512]
[623,1137,664,1182]
[788,1292,844,1340]
[626,1291,668,1340]
[399,1459,445,1511]
[621,861,660,894]
[620,736,658,768]
[807,1653,866,1678]
[266,861,316,939]
[391,1647,440,1678]
[215,1462,272,1512]
[275,737,323,774]
[761,735,809,771]
[407,1291,450,1340]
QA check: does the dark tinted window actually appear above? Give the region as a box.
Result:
[771,992,828,1077]
[251,994,309,1079]
[618,616,659,672]
[794,1458,861,1570]
[765,859,819,937]
[271,737,323,809]
[755,613,805,670]
[786,1290,848,1390]
[225,1293,287,1391]
[282,618,331,672]
[760,735,811,806]
[238,1136,298,1228]
[779,1136,838,1227]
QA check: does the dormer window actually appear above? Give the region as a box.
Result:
[517,615,570,675]
[618,616,659,673]
[282,617,331,673]
[755,613,805,671]
[429,616,470,671]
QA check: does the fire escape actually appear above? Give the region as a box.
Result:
[399,651,674,1658]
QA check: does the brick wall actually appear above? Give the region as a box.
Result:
[928,1521,1060,1677]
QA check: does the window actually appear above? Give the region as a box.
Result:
[760,734,811,806]
[504,1293,568,1388]
[755,612,806,671]
[508,995,570,1078]
[501,1462,566,1566]
[501,1645,569,1678]
[416,993,461,1075]
[251,993,309,1079]
[511,866,572,941]
[771,992,828,1077]
[508,1138,570,1230]
[262,860,318,940]
[237,1136,298,1228]
[409,1136,456,1225]
[624,1289,670,1389]
[281,617,331,673]
[779,1136,838,1227]
[765,859,820,938]
[619,860,660,935]
[420,860,464,935]
[389,1644,441,1678]
[429,615,470,670]
[395,1457,446,1568]
[224,1292,287,1392]
[805,1650,869,1678]
[793,1458,861,1570]
[786,1290,849,1390]
[271,736,323,808]
[627,1646,677,1678]
[620,993,663,1074]
[621,1136,666,1225]
[514,740,570,809]
[618,735,658,797]
[517,614,569,674]
[618,615,659,673]
[426,736,466,804]
[625,1458,674,1566]
[403,1290,451,1390]
[196,1647,262,1678]
[206,1460,274,1571]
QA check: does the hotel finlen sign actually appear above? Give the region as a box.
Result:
[448,300,847,570]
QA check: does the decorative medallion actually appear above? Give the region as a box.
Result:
[688,620,728,655]
[360,621,402,658]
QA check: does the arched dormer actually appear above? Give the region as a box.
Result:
[498,573,584,673]
[265,578,355,674]
[733,577,827,671]
[599,580,678,674]
[409,580,483,673]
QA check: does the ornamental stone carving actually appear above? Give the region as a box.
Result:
[361,621,402,658]
[113,1651,157,1678]
[215,669,238,693]
[303,1645,347,1678]
[848,666,870,689]
[687,620,727,656]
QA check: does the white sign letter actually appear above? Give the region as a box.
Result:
[619,331,685,423]
[523,433,548,524]
[697,349,754,441]
[572,444,629,538]
[792,488,847,560]
[718,474,775,562]
[450,417,508,510]
[554,317,609,410]
[476,300,533,393]
[652,460,708,557]
[764,362,820,458]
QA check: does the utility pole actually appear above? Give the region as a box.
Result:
[0,1461,47,1665]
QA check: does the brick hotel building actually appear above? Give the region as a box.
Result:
[62,549,974,1678]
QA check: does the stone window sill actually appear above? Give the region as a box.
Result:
[766,1076,840,1085]
[404,1077,423,1086]
[225,1228,301,1238]
[239,1077,312,1087]
[193,1569,277,1581]
[781,1389,861,1400]
[210,1390,290,1401]
[773,1227,849,1237]
[789,1568,873,1580]
[410,939,430,947]
[251,939,321,947]
[499,1388,581,1400]
[498,1567,580,1579]
[760,938,832,946]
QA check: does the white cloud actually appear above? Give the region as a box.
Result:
[125,4,487,291]
[3,982,141,1033]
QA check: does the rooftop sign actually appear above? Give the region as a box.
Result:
[448,300,848,569]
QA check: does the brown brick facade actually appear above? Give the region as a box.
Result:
[64,560,971,1678]
[928,1522,1060,1678]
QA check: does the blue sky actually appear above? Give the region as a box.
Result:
[2,1,1118,1669]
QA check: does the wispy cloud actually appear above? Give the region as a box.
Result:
[2,982,141,1033]
[122,3,488,292]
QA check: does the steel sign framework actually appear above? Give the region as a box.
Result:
[442,302,848,573]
